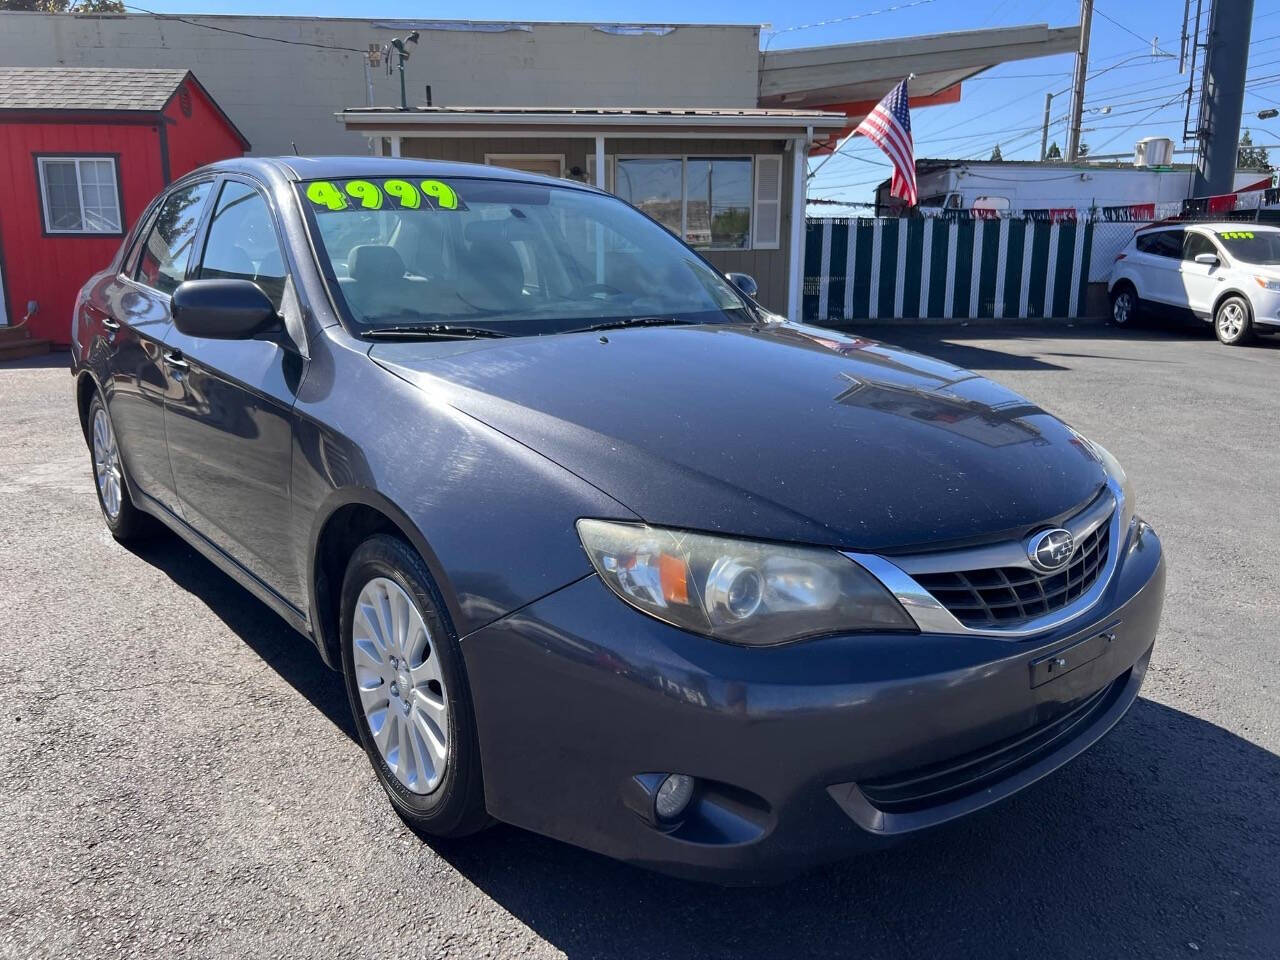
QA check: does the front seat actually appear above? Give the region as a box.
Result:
[458,221,526,311]
[344,243,418,321]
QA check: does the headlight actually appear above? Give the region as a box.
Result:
[1073,432,1136,530]
[576,520,916,645]
[1255,276,1280,292]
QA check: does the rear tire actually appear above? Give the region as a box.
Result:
[1214,295,1254,346]
[87,394,157,543]
[1110,283,1139,326]
[339,534,489,839]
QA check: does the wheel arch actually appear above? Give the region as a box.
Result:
[1211,287,1253,321]
[75,370,102,444]
[307,487,460,672]
[1109,274,1139,299]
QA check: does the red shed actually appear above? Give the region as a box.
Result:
[0,67,249,353]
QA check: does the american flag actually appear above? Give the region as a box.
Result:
[853,78,917,206]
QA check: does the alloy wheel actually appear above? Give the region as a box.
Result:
[92,406,123,520]
[1113,292,1131,324]
[1217,302,1246,341]
[352,576,450,794]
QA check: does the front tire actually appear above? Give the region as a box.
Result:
[87,393,155,543]
[339,534,488,838]
[1110,283,1138,326]
[1214,295,1254,345]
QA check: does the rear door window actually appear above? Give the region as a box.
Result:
[134,181,213,295]
[1135,230,1183,259]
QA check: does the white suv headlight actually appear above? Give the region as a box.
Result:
[1254,276,1280,292]
[577,520,916,645]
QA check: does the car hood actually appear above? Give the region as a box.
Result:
[370,323,1107,551]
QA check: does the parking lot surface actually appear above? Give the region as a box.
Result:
[1,324,1277,960]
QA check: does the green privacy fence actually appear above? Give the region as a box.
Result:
[802,217,1096,322]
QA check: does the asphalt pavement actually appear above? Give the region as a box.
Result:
[1,323,1277,959]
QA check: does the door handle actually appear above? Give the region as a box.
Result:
[163,350,189,371]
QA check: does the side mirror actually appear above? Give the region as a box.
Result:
[171,279,278,340]
[727,272,758,298]
[1194,252,1220,266]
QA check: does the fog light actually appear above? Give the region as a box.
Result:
[654,773,695,821]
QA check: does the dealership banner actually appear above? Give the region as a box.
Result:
[803,217,1093,322]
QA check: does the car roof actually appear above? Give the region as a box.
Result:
[1136,220,1280,233]
[199,155,600,191]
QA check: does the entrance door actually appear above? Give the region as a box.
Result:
[485,155,565,178]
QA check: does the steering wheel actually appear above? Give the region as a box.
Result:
[571,282,624,299]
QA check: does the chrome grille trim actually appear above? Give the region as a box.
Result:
[846,481,1128,638]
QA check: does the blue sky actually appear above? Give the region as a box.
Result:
[132,0,1280,205]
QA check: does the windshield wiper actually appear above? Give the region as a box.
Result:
[361,324,511,341]
[574,316,696,333]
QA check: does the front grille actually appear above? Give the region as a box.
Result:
[916,520,1111,628]
[858,671,1128,814]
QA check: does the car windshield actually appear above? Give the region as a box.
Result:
[1214,229,1280,265]
[298,175,755,336]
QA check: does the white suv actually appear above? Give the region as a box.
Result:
[1107,221,1280,345]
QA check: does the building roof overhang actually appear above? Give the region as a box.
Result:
[339,105,849,140]
[758,23,1082,109]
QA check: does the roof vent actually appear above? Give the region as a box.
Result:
[1134,136,1174,168]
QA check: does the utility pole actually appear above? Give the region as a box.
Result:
[1040,92,1055,161]
[1194,0,1255,195]
[1066,0,1094,161]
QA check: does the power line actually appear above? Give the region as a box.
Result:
[122,5,366,53]
[762,0,937,51]
[1093,7,1176,57]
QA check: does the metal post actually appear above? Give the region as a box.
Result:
[398,51,408,111]
[364,55,374,107]
[1066,0,1094,161]
[786,133,809,322]
[1194,0,1256,195]
[1040,92,1054,161]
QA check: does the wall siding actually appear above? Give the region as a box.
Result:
[401,136,794,313]
[0,120,161,343]
[0,13,761,157]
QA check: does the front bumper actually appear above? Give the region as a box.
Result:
[460,520,1165,882]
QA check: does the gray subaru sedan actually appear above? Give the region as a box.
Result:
[71,157,1165,881]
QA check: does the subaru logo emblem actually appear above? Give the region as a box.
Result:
[1028,528,1075,572]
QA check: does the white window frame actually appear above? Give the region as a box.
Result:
[614,154,759,251]
[36,155,123,236]
[483,153,566,178]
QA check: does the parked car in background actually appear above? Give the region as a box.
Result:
[72,157,1165,882]
[1107,221,1280,345]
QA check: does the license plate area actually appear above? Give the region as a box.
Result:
[1030,629,1116,688]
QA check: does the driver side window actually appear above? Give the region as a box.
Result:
[198,180,288,310]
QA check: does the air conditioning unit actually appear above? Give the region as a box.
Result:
[1134,137,1175,168]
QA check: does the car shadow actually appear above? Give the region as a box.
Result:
[431,699,1280,958]
[127,535,1280,958]
[124,535,359,743]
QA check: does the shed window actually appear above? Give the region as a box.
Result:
[615,156,755,250]
[37,157,122,234]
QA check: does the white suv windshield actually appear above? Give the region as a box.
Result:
[299,175,754,336]
[1214,229,1280,265]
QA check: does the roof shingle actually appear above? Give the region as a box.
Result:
[0,67,191,113]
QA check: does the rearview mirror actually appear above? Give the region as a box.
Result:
[1194,252,1220,266]
[727,272,758,298]
[171,279,278,340]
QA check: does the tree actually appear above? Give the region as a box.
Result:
[0,0,125,10]
[990,144,1003,161]
[1238,128,1273,172]
[1078,141,1090,158]
[1046,141,1063,160]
